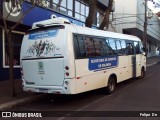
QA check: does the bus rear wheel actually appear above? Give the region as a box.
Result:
[107,77,116,94]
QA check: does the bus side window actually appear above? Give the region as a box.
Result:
[74,35,86,58]
[73,35,79,59]
[84,36,96,57]
[134,42,140,54]
[108,38,117,55]
[102,39,111,56]
[116,40,123,55]
[139,41,144,53]
[126,43,134,55]
[93,38,103,56]
[121,40,127,55]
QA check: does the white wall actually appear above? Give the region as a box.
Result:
[113,0,137,33]
[113,0,160,42]
[137,0,160,41]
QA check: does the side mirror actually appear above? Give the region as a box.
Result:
[142,47,147,56]
[142,52,146,56]
[142,52,147,56]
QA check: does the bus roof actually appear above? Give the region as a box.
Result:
[31,18,141,42]
[71,25,141,41]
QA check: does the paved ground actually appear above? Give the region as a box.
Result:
[146,56,160,66]
[0,56,159,111]
[4,57,160,120]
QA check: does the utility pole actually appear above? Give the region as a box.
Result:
[143,0,148,54]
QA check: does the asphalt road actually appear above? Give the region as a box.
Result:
[4,63,160,120]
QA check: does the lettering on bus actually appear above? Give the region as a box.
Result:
[88,56,118,71]
[29,29,58,40]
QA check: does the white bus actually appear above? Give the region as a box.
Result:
[20,17,146,95]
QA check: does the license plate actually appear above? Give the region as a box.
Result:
[39,88,48,93]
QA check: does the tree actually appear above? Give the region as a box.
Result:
[98,0,113,30]
[0,0,44,97]
[85,0,113,30]
[56,0,62,11]
[85,0,97,27]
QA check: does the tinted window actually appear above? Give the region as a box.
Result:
[93,38,103,56]
[108,39,117,53]
[74,35,133,59]
[73,36,80,58]
[134,42,140,54]
[121,40,127,55]
[126,43,134,55]
[116,40,122,55]
[103,39,112,55]
[139,41,144,53]
[85,36,95,57]
[75,35,86,58]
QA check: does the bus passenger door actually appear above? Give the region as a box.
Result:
[126,42,136,78]
[132,43,137,78]
[134,41,141,77]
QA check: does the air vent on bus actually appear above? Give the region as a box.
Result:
[32,17,70,29]
[36,24,45,28]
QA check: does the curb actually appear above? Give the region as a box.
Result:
[0,94,45,111]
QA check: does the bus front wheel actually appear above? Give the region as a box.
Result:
[139,68,145,79]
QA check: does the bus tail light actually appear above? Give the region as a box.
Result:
[65,72,69,76]
[65,66,69,70]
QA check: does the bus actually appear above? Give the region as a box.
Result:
[20,17,146,95]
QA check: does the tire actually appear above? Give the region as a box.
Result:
[139,68,145,79]
[107,76,116,94]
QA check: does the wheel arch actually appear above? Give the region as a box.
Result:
[107,73,117,86]
[141,66,146,71]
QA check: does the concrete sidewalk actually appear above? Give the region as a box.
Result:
[0,56,160,111]
[0,80,44,111]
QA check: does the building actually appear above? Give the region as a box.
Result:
[0,0,109,80]
[112,0,160,57]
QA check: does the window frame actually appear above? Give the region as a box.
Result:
[126,41,135,55]
[52,0,73,16]
[74,0,88,22]
[73,33,142,59]
[73,34,118,59]
[2,30,25,68]
[134,41,141,54]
